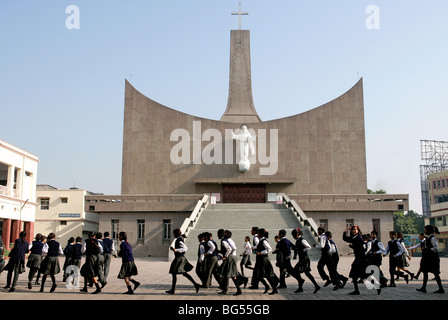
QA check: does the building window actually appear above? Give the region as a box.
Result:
[137,220,145,241]
[319,219,328,231]
[443,180,446,188]
[163,219,171,240]
[434,181,437,189]
[60,221,67,226]
[61,197,68,204]
[0,162,8,186]
[372,219,381,240]
[438,180,441,188]
[112,220,119,239]
[89,205,95,211]
[346,219,354,230]
[40,198,50,210]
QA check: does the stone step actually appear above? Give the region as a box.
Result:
[182,202,320,262]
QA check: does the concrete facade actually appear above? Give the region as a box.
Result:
[89,29,409,257]
[0,139,38,247]
[35,185,99,246]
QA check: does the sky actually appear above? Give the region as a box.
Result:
[1,0,447,214]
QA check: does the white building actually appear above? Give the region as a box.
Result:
[0,139,39,248]
[35,185,100,246]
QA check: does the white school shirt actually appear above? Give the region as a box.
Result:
[300,238,312,252]
[258,237,272,255]
[428,234,439,253]
[222,238,237,257]
[370,239,386,254]
[198,243,205,262]
[175,238,188,253]
[384,240,404,256]
[243,241,252,255]
[398,240,410,257]
[206,240,216,255]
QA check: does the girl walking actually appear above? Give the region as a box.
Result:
[27,233,45,289]
[39,232,63,293]
[291,228,321,294]
[3,231,29,292]
[117,232,140,294]
[166,229,200,295]
[253,228,278,295]
[218,230,242,295]
[416,225,445,293]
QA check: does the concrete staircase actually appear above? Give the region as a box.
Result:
[182,202,320,262]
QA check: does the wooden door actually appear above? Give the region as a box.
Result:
[223,184,266,203]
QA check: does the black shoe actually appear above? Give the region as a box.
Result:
[248,286,259,290]
[92,288,101,294]
[323,279,332,287]
[218,291,228,295]
[294,287,303,293]
[409,273,414,281]
[123,290,134,294]
[166,290,175,295]
[313,286,321,294]
[3,285,10,289]
[263,286,271,294]
[404,275,409,284]
[233,290,242,296]
[377,288,381,295]
[269,289,278,295]
[416,288,426,293]
[243,278,248,288]
[388,283,396,287]
[101,281,107,288]
[50,284,57,293]
[28,282,32,290]
[348,290,360,295]
[434,289,445,294]
[333,285,342,291]
[133,281,140,291]
[80,287,88,293]
[8,287,15,293]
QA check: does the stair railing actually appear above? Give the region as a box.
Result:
[168,194,209,261]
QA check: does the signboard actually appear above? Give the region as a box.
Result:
[267,193,277,202]
[210,196,217,205]
[403,234,419,247]
[59,213,81,218]
[211,193,221,202]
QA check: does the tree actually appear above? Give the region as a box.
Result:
[368,189,387,194]
[393,210,425,234]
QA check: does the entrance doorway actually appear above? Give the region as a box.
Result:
[223,184,266,203]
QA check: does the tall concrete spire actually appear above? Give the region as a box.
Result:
[220,30,261,123]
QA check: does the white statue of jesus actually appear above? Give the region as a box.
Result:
[231,125,255,172]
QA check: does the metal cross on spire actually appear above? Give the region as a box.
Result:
[231,2,248,30]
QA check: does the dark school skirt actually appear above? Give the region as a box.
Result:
[80,254,98,278]
[26,254,42,269]
[421,252,440,274]
[169,256,193,274]
[117,261,138,279]
[4,261,26,274]
[39,256,61,275]
[294,255,311,274]
[349,257,369,279]
[253,255,276,279]
[218,255,239,279]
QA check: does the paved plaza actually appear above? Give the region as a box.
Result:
[1,256,447,301]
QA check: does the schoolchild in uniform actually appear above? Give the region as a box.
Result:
[275,229,298,289]
[117,232,140,294]
[39,232,63,293]
[62,237,75,282]
[395,232,414,283]
[253,228,278,295]
[367,231,388,287]
[96,232,107,288]
[27,233,45,289]
[102,231,115,284]
[248,226,260,289]
[408,233,426,280]
[239,236,253,277]
[167,229,200,295]
[196,233,207,287]
[80,231,102,294]
[343,226,379,295]
[383,231,403,287]
[326,231,348,287]
[416,225,445,293]
[291,228,321,294]
[203,232,220,288]
[34,235,47,285]
[3,231,29,292]
[218,230,243,295]
[316,227,342,290]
